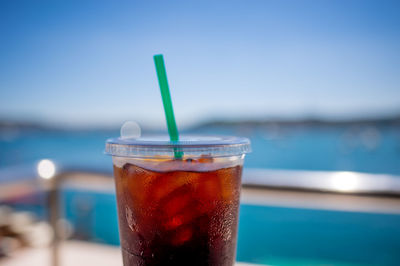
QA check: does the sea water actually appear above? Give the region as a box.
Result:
[1,125,399,175]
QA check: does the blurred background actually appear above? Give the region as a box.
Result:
[1,0,400,265]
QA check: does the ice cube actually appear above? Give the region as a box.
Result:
[125,206,138,233]
[217,166,242,201]
[122,163,161,210]
[149,171,196,203]
[160,185,193,218]
[163,202,203,230]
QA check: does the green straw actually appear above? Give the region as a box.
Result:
[153,54,182,158]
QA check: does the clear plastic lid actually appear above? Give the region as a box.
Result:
[105,135,251,158]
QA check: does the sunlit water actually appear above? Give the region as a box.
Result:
[1,125,400,175]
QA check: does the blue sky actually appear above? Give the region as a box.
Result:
[1,0,399,128]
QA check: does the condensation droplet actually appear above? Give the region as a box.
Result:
[121,121,141,139]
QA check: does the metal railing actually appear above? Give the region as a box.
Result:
[243,168,400,196]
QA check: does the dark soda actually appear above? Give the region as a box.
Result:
[113,158,243,266]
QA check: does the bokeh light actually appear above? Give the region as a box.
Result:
[37,159,56,179]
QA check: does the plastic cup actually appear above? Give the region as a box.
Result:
[105,135,251,266]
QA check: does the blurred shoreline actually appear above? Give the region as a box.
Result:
[1,114,400,132]
[1,114,399,175]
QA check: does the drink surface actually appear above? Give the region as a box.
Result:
[113,157,243,266]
